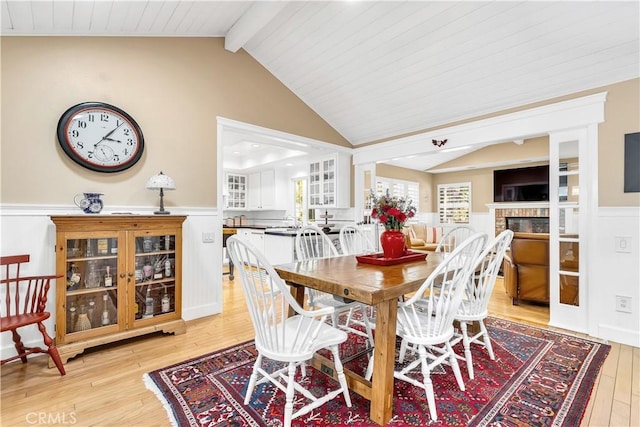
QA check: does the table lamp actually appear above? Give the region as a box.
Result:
[146,171,175,215]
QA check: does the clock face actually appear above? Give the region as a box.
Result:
[57,102,144,172]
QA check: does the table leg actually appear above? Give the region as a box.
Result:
[370,298,397,425]
[287,282,306,317]
[228,258,234,280]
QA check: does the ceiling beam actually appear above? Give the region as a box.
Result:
[224,2,288,53]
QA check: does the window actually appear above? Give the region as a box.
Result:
[438,182,471,224]
[293,178,307,224]
[375,178,419,209]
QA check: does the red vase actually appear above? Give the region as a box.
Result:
[380,229,406,259]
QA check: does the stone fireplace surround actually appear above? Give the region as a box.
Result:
[489,203,550,236]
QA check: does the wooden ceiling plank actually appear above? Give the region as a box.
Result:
[30,0,54,33]
[71,0,93,32]
[4,0,34,32]
[119,0,148,33]
[146,0,180,34]
[161,0,194,34]
[52,0,73,31]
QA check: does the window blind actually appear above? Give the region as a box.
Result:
[438,182,471,224]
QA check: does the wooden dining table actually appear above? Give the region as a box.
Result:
[274,252,442,426]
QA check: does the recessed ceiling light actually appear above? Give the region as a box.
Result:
[252,144,260,148]
[232,151,240,155]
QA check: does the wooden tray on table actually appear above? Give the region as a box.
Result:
[356,250,427,266]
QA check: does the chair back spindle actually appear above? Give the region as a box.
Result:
[435,225,476,257]
[1,255,56,318]
[295,225,339,261]
[339,225,375,255]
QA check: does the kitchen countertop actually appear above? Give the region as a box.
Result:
[223,225,340,236]
[266,229,340,236]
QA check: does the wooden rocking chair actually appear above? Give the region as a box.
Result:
[1,254,66,375]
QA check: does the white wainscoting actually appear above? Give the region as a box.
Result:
[590,207,640,347]
[0,205,224,362]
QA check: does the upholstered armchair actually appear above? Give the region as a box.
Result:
[503,232,550,305]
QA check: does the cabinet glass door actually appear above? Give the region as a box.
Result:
[322,157,336,206]
[64,236,119,335]
[133,233,177,322]
[309,161,321,206]
[226,174,247,208]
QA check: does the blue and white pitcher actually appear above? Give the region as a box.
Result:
[74,192,104,214]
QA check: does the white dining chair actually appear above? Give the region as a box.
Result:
[452,229,514,379]
[394,232,487,422]
[435,225,476,257]
[338,224,378,376]
[226,236,352,427]
[339,224,376,255]
[295,225,375,347]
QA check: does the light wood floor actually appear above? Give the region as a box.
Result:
[1,276,638,427]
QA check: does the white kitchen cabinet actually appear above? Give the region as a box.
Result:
[248,229,265,254]
[225,173,247,209]
[308,153,351,208]
[236,228,265,254]
[235,229,251,241]
[248,170,275,210]
[264,234,295,265]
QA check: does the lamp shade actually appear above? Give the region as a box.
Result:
[146,171,176,190]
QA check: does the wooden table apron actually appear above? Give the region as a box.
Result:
[274,253,441,426]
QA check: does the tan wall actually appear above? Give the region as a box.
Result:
[422,79,640,212]
[434,137,549,171]
[598,78,640,207]
[0,37,349,208]
[375,163,432,212]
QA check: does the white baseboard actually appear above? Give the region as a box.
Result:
[597,324,640,348]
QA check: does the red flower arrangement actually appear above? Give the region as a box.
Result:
[370,190,416,231]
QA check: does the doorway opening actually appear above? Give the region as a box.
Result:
[293,178,307,225]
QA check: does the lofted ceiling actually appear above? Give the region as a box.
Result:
[2,1,639,172]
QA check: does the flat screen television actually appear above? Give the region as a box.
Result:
[493,165,549,202]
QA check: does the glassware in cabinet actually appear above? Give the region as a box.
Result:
[65,236,119,292]
[64,290,118,334]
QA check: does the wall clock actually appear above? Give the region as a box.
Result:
[57,102,144,173]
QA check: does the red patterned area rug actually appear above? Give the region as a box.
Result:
[143,317,610,426]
